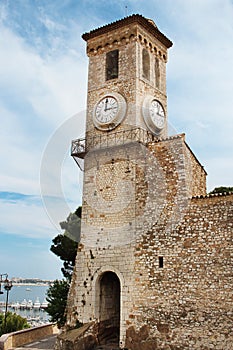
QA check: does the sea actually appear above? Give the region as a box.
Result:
[0,284,50,326]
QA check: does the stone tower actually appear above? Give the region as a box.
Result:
[65,14,233,350]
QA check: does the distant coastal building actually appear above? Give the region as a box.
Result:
[11,277,53,285]
[63,14,233,350]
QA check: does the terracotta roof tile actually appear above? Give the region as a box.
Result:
[82,14,173,48]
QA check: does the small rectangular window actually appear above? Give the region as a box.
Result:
[106,50,119,80]
[159,256,164,268]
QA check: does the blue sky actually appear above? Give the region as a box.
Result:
[0,0,232,280]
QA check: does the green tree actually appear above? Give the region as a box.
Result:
[209,186,233,195]
[50,234,78,281]
[46,207,81,328]
[50,207,81,281]
[0,312,30,336]
[60,207,82,242]
[46,280,70,328]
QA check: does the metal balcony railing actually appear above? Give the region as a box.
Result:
[71,127,155,159]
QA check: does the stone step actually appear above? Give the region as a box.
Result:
[95,344,122,350]
[98,342,119,348]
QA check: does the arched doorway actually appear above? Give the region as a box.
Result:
[98,271,120,345]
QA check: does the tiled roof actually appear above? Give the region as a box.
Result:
[82,14,173,48]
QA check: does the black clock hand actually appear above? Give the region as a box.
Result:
[105,106,117,111]
[104,98,108,111]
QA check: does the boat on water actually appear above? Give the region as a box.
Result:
[20,299,27,309]
[11,301,20,310]
[26,299,33,309]
[33,297,41,310]
[10,298,48,311]
[40,298,48,309]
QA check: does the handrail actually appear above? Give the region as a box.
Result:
[71,127,155,158]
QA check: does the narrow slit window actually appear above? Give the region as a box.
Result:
[106,50,119,80]
[155,57,160,88]
[159,256,164,268]
[142,48,150,80]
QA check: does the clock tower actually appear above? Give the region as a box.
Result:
[67,14,207,349]
[84,14,172,142]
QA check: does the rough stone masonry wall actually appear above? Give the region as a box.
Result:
[126,193,233,350]
[183,141,207,197]
[66,143,141,343]
[66,244,136,333]
[66,135,209,348]
[140,134,207,237]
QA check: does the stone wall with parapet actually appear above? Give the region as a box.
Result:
[126,192,233,349]
[183,139,207,197]
[0,324,58,350]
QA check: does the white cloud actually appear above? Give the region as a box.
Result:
[0,14,87,261]
[0,23,87,123]
[28,55,87,124]
[0,20,87,198]
[0,198,56,239]
[39,13,65,32]
[163,0,233,193]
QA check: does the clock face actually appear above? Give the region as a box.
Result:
[95,96,118,124]
[93,92,127,131]
[142,96,166,135]
[149,100,165,129]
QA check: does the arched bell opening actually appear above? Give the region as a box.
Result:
[97,271,121,346]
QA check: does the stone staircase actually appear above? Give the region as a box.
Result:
[94,318,129,350]
[95,323,121,349]
[55,319,127,350]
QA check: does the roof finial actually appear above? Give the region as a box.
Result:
[125,5,128,17]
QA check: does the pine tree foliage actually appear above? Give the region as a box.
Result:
[50,234,78,281]
[46,280,70,328]
[50,206,81,281]
[209,186,233,195]
[47,207,82,328]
